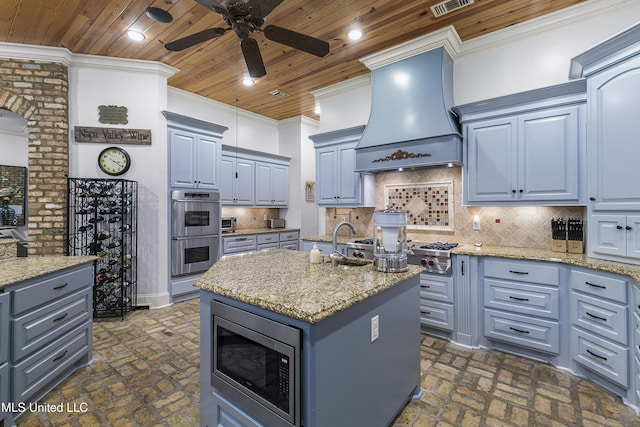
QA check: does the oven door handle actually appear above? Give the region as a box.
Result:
[172,235,219,240]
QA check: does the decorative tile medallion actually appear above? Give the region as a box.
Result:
[384,181,454,231]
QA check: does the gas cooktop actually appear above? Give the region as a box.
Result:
[418,242,459,251]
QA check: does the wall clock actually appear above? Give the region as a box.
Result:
[98,146,131,176]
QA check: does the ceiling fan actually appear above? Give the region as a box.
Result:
[164,0,330,78]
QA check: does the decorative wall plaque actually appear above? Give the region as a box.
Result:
[74,126,152,145]
[384,181,454,231]
[98,105,128,124]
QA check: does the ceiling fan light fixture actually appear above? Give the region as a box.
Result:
[242,77,255,87]
[126,30,145,41]
[146,7,173,24]
[347,28,364,41]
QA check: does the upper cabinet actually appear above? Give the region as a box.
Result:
[163,111,228,190]
[220,145,290,207]
[570,23,640,262]
[309,126,374,207]
[454,81,587,206]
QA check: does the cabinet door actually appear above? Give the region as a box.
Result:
[590,214,627,257]
[627,215,640,259]
[518,106,581,202]
[194,136,219,189]
[219,156,235,204]
[270,164,288,205]
[316,148,337,204]
[588,55,640,210]
[170,130,196,188]
[336,144,360,204]
[465,118,517,203]
[234,159,255,205]
[255,162,273,205]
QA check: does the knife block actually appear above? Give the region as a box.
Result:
[551,240,567,252]
[568,239,584,254]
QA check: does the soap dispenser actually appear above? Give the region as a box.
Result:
[310,243,321,264]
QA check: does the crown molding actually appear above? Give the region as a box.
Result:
[0,42,73,66]
[310,74,370,100]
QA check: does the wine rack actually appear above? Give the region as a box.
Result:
[67,178,137,319]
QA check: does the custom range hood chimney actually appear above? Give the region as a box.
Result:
[355,47,462,172]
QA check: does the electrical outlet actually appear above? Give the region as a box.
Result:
[472,216,480,231]
[263,214,268,220]
[371,315,379,342]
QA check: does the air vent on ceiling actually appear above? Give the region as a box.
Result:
[269,89,289,98]
[431,0,474,18]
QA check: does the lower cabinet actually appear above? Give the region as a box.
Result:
[570,268,629,388]
[4,262,93,422]
[420,273,455,332]
[482,258,561,355]
[223,231,300,256]
[0,292,8,427]
[279,231,299,250]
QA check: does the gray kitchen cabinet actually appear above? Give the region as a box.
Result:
[482,259,561,355]
[220,155,255,205]
[420,274,454,333]
[633,286,640,408]
[6,262,93,419]
[164,111,228,191]
[224,231,300,255]
[255,161,288,206]
[279,231,299,250]
[589,214,640,261]
[222,235,257,255]
[454,81,586,206]
[310,126,374,207]
[256,233,279,250]
[0,292,8,427]
[570,268,629,388]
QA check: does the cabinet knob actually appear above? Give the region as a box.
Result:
[617,225,623,230]
[512,189,516,194]
[589,197,596,201]
[519,189,523,193]
[626,226,632,231]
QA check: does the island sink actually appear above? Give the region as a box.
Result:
[196,249,423,427]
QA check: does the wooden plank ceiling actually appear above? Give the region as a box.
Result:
[0,0,585,120]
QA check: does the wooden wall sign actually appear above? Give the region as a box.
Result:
[74,126,152,145]
[98,105,128,124]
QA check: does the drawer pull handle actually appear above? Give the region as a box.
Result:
[422,311,431,315]
[509,326,529,334]
[585,281,606,289]
[586,312,607,322]
[586,349,607,361]
[53,283,69,290]
[509,270,529,275]
[52,350,68,363]
[423,285,430,288]
[53,313,68,323]
[509,296,529,302]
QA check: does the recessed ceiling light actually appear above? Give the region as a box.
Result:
[347,28,363,41]
[242,77,255,87]
[126,30,145,41]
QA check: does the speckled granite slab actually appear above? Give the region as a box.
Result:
[454,244,640,283]
[0,239,17,261]
[0,256,96,289]
[195,249,422,324]
[301,234,354,244]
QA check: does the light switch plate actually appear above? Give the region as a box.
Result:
[371,315,379,342]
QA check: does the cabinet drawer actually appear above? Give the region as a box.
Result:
[635,313,640,361]
[484,279,559,320]
[571,326,628,387]
[279,231,299,242]
[256,233,278,245]
[484,308,560,354]
[12,265,93,316]
[12,288,91,361]
[214,391,263,427]
[0,362,8,411]
[0,293,8,365]
[571,269,627,304]
[571,291,627,345]
[257,243,279,251]
[420,301,454,331]
[279,241,299,250]
[12,323,91,403]
[420,274,454,303]
[483,259,560,286]
[223,236,257,254]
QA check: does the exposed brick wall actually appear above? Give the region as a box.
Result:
[0,58,69,255]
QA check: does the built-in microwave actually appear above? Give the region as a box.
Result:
[221,217,237,233]
[211,300,301,427]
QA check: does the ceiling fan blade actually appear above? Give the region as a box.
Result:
[165,28,228,51]
[193,0,228,15]
[247,0,284,18]
[241,38,266,78]
[263,25,329,57]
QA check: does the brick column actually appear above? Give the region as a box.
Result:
[0,58,69,255]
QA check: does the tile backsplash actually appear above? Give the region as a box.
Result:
[326,167,584,249]
[222,207,281,229]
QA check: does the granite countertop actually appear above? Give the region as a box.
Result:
[195,249,422,324]
[301,234,354,244]
[222,227,300,237]
[0,255,97,289]
[453,244,640,283]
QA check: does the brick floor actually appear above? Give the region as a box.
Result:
[15,299,640,426]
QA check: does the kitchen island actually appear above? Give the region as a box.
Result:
[195,249,423,427]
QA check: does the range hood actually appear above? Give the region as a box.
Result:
[355,47,462,172]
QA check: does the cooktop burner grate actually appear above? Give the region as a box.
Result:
[419,242,459,251]
[353,239,374,244]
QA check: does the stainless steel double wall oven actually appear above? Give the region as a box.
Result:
[171,190,221,276]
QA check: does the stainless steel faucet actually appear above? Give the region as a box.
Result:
[331,221,356,266]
